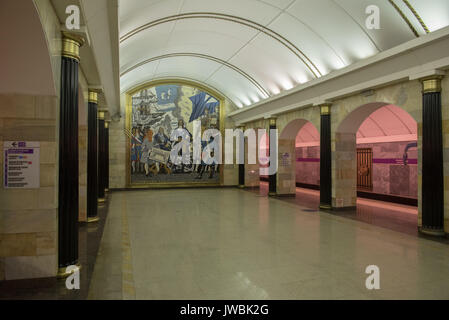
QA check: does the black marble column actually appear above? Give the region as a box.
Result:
[420,76,445,236]
[238,126,245,188]
[105,120,110,192]
[319,104,332,209]
[268,118,277,196]
[58,34,84,277]
[87,91,99,223]
[98,111,106,204]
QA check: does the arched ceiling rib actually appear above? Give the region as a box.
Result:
[119,0,449,108]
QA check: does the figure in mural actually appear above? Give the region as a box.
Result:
[140,129,159,177]
[154,127,171,151]
[131,127,143,174]
[129,83,221,185]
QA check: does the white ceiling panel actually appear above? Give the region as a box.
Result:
[208,66,268,107]
[228,32,315,94]
[268,12,346,75]
[180,0,283,25]
[119,0,183,36]
[287,0,378,65]
[119,0,449,108]
[334,0,417,50]
[408,0,449,32]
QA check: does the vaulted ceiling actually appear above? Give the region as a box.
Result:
[119,0,449,108]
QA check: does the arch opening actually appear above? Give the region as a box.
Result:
[335,103,418,233]
[258,119,320,206]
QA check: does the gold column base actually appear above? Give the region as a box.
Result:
[87,216,100,223]
[238,185,245,189]
[420,227,446,237]
[268,192,276,196]
[319,204,332,210]
[105,188,109,193]
[57,262,81,279]
[98,198,106,204]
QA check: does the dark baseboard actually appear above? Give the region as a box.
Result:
[331,206,357,212]
[357,190,417,206]
[296,182,320,190]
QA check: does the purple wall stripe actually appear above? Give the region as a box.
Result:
[373,158,417,164]
[296,158,417,164]
[296,158,320,162]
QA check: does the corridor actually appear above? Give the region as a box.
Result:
[88,189,449,300]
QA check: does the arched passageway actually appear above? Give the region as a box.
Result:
[335,103,418,231]
[258,119,321,206]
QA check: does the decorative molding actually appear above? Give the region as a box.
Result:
[421,76,443,93]
[120,53,270,98]
[388,0,420,37]
[88,91,98,104]
[320,104,331,116]
[119,12,322,78]
[402,0,430,34]
[61,32,85,61]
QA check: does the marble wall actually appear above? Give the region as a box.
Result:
[295,146,320,186]
[0,0,62,280]
[0,94,59,280]
[357,141,418,198]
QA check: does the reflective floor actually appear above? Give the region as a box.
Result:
[253,182,420,236]
[88,188,449,300]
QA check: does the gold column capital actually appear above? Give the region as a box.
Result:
[320,104,332,116]
[98,110,105,120]
[105,120,111,129]
[421,76,444,93]
[88,91,98,104]
[61,32,85,61]
[266,117,276,127]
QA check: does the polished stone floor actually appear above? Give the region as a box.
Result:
[88,188,449,300]
[254,182,420,236]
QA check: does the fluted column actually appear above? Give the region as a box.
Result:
[268,118,277,196]
[98,110,106,204]
[238,125,245,188]
[105,120,110,193]
[57,33,84,277]
[420,76,445,236]
[87,90,99,223]
[319,104,332,209]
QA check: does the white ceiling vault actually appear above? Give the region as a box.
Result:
[119,0,449,108]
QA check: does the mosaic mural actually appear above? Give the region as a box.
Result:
[127,83,221,185]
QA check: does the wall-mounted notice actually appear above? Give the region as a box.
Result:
[3,141,40,189]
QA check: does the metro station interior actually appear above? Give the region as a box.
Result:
[1,0,449,300]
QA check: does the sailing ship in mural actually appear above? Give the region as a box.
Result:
[127,83,221,185]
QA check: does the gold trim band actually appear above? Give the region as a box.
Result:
[388,0,419,38]
[87,216,100,223]
[320,104,331,116]
[422,76,443,93]
[88,91,98,104]
[98,111,105,120]
[61,33,84,61]
[57,262,81,279]
[402,0,430,34]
